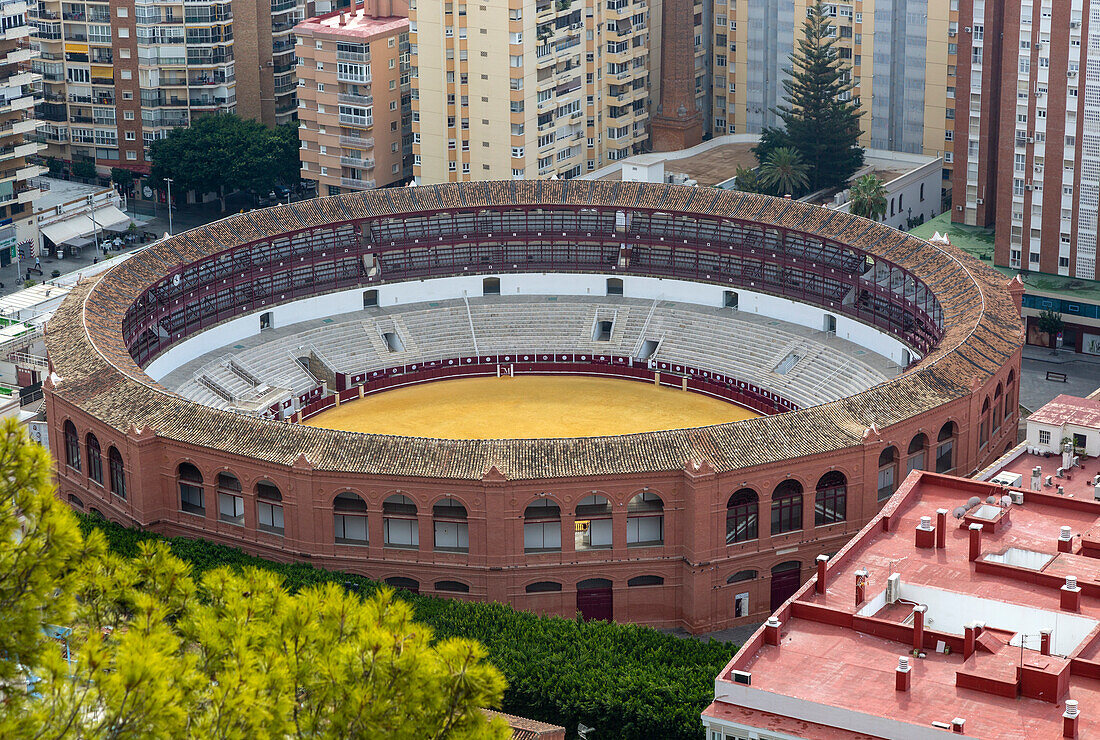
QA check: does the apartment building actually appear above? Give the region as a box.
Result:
[295,0,411,193]
[0,0,44,252]
[410,0,652,183]
[952,0,1100,282]
[30,0,302,177]
[708,0,955,167]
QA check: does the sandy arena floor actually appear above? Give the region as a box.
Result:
[304,375,760,439]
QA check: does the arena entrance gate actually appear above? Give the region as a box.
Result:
[770,561,801,612]
[576,578,613,621]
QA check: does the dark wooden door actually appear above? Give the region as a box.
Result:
[770,562,801,612]
[576,578,613,621]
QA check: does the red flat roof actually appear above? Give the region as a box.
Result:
[1028,394,1100,428]
[295,10,408,41]
[709,471,1100,739]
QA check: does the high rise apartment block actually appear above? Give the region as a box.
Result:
[29,0,303,176]
[0,0,44,249]
[706,0,956,169]
[295,0,411,194]
[409,0,652,184]
[952,0,1099,281]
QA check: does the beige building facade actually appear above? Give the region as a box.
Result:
[0,0,44,253]
[410,0,652,183]
[30,0,302,177]
[295,0,411,193]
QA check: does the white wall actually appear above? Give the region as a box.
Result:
[146,273,915,381]
[900,582,1097,656]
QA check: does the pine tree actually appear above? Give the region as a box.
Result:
[775,0,864,192]
[0,420,509,739]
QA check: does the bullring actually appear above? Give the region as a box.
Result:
[44,180,1022,632]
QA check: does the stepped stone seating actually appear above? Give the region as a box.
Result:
[161,295,897,411]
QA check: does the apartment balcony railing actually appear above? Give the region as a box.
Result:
[340,176,374,189]
[338,113,372,127]
[337,70,371,84]
[339,135,373,148]
[337,50,369,63]
[340,156,374,169]
[337,92,372,106]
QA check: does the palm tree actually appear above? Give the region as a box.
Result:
[848,174,887,221]
[758,147,810,197]
[733,165,761,193]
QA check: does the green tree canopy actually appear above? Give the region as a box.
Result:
[149,115,300,211]
[758,147,810,197]
[774,0,864,191]
[0,419,508,739]
[847,174,887,221]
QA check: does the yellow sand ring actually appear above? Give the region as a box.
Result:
[303,375,760,439]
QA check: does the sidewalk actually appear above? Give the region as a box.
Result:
[0,198,240,300]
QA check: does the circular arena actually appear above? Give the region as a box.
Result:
[44,181,1023,633]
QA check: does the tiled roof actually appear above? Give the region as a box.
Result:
[45,182,1023,481]
[1026,394,1100,428]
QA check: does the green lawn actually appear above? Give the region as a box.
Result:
[910,213,1100,302]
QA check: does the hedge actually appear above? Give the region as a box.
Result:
[77,516,736,740]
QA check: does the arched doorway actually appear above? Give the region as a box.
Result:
[576,578,613,621]
[770,560,801,612]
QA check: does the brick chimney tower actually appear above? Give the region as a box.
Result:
[650,0,702,151]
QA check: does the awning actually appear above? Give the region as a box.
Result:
[41,216,95,246]
[93,205,131,232]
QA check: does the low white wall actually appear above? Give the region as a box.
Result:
[901,582,1097,656]
[145,273,914,381]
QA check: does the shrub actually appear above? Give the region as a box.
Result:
[78,516,735,740]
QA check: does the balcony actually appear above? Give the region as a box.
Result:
[338,112,372,127]
[338,92,373,106]
[337,69,371,84]
[339,135,373,148]
[189,95,234,107]
[340,176,375,189]
[337,50,370,63]
[188,72,231,85]
[340,155,374,169]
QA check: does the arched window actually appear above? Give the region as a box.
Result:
[726,488,759,544]
[433,496,468,552]
[877,446,898,502]
[86,433,102,486]
[178,463,204,515]
[606,277,624,295]
[771,480,803,535]
[906,433,928,474]
[68,493,84,509]
[217,473,243,525]
[256,482,284,535]
[992,384,1003,435]
[334,492,368,544]
[627,575,664,587]
[525,581,563,593]
[979,397,991,448]
[64,421,80,471]
[727,570,757,584]
[575,494,612,551]
[936,422,957,473]
[108,447,125,499]
[814,472,846,526]
[434,580,470,593]
[627,491,663,546]
[524,498,561,553]
[383,494,419,549]
[385,576,419,594]
[1005,370,1016,423]
[919,183,925,201]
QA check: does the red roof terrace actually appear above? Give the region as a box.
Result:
[704,470,1100,739]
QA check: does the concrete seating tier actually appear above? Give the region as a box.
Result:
[161,296,897,413]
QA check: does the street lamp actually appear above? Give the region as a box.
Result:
[165,177,174,235]
[88,193,100,259]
